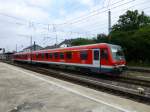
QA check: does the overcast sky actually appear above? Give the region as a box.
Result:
[0,0,150,52]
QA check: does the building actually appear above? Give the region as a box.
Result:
[23,44,43,52]
[43,39,73,50]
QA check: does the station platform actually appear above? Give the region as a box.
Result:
[0,62,149,112]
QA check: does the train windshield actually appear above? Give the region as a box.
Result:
[110,45,125,61]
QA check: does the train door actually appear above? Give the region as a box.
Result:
[92,49,100,67]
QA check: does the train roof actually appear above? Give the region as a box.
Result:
[14,43,120,55]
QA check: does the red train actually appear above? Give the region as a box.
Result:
[13,43,126,75]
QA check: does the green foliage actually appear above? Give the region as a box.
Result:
[110,10,150,64]
[131,25,150,62]
[112,10,150,31]
[71,38,96,46]
[94,34,109,43]
[111,25,150,64]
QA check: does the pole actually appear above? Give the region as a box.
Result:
[53,24,58,46]
[30,36,32,51]
[16,44,17,52]
[33,41,36,51]
[108,10,112,42]
[108,10,111,34]
[30,36,32,63]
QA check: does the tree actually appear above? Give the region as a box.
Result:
[110,10,150,65]
[112,10,150,31]
[71,38,95,46]
[94,34,109,43]
[131,25,150,62]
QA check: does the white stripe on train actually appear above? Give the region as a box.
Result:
[13,59,125,69]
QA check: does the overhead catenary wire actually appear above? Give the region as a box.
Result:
[70,2,150,32]
[64,0,136,25]
[0,0,142,30]
[1,0,150,49]
[1,0,148,31]
[56,0,126,25]
[75,7,149,34]
[49,2,149,31]
[55,0,135,26]
[39,7,150,43]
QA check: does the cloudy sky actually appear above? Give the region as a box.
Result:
[0,0,150,52]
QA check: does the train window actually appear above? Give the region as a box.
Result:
[94,50,99,60]
[54,52,59,59]
[38,54,41,58]
[49,53,53,59]
[32,54,34,58]
[36,54,38,59]
[66,52,72,59]
[80,51,88,60]
[41,53,45,59]
[60,52,64,59]
[101,49,108,59]
[45,53,49,59]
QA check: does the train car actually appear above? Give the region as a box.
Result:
[13,43,126,75]
[0,52,14,61]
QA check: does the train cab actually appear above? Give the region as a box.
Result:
[109,44,126,74]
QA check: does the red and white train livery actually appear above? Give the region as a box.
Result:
[13,43,126,74]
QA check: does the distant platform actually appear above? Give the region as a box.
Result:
[0,62,149,112]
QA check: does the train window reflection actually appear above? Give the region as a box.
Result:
[80,51,88,60]
[94,50,99,60]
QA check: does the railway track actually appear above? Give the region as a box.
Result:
[115,76,150,87]
[128,66,150,73]
[3,61,150,105]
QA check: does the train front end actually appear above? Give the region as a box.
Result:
[110,44,126,74]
